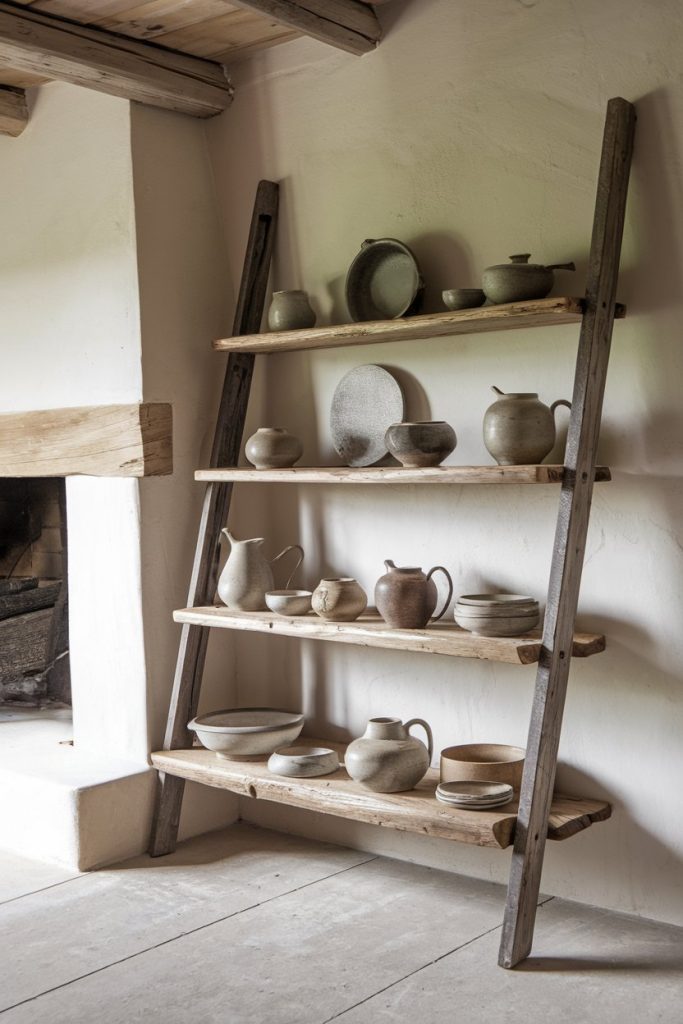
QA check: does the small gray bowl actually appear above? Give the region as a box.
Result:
[268,745,340,778]
[442,288,486,311]
[265,589,313,616]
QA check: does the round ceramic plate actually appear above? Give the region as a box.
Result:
[330,364,404,467]
[436,781,514,806]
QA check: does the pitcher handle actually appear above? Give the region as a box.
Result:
[270,544,304,589]
[550,398,572,420]
[405,718,434,763]
[426,565,453,622]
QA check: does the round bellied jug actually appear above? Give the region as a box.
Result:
[217,531,303,611]
[375,560,453,629]
[345,716,433,793]
[483,387,572,466]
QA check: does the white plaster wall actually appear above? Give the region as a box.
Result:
[205,0,683,925]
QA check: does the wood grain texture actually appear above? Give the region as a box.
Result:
[0,2,234,116]
[0,403,172,477]
[195,465,612,485]
[149,180,279,858]
[150,742,611,850]
[0,85,28,136]
[0,580,61,622]
[213,298,626,353]
[226,0,381,55]
[499,98,636,970]
[172,607,606,665]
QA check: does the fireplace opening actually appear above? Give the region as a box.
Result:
[0,479,70,706]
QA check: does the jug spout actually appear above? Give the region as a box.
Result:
[221,528,235,545]
[384,559,397,571]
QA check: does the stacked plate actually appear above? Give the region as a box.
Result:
[435,781,514,810]
[454,593,540,637]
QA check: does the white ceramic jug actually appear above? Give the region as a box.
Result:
[217,530,303,611]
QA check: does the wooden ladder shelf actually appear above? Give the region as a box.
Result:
[149,97,636,971]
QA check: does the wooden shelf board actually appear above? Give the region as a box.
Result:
[172,607,606,665]
[195,465,611,485]
[213,298,626,354]
[150,742,611,850]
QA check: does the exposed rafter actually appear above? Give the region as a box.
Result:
[0,83,27,136]
[0,2,234,118]
[229,0,382,55]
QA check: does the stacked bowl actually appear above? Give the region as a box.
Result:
[454,593,540,637]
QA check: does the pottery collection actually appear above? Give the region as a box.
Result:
[385,421,456,468]
[375,560,453,629]
[245,427,303,469]
[483,386,572,465]
[481,253,575,304]
[217,530,303,611]
[267,290,316,331]
[312,577,368,622]
[345,716,433,793]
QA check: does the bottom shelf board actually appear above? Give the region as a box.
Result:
[151,741,611,851]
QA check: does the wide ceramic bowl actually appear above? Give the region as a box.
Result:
[268,745,340,778]
[454,608,540,636]
[440,743,526,790]
[265,589,313,616]
[345,238,423,322]
[457,593,537,608]
[442,288,486,311]
[454,600,538,619]
[188,708,304,760]
[385,421,456,468]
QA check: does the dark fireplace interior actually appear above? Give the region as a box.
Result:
[0,479,70,706]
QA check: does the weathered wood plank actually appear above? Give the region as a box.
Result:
[228,0,381,55]
[0,403,172,477]
[0,2,233,117]
[213,298,626,354]
[0,580,61,622]
[151,743,611,850]
[172,607,606,666]
[149,180,279,858]
[0,85,28,136]
[194,466,612,485]
[499,97,636,970]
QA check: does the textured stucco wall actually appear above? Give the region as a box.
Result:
[205,0,683,924]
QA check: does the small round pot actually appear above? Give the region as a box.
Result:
[245,427,303,470]
[268,745,339,778]
[265,589,312,616]
[267,290,316,331]
[481,254,575,304]
[312,577,367,622]
[442,288,485,311]
[385,421,456,468]
[440,743,525,790]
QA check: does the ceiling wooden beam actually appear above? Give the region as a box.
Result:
[0,84,27,136]
[0,3,233,117]
[230,0,381,55]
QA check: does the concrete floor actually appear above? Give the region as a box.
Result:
[1,824,682,1023]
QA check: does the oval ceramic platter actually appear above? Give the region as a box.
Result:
[331,364,405,467]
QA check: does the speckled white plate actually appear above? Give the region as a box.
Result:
[330,364,404,467]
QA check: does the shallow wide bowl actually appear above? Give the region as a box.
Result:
[442,288,486,311]
[345,238,423,322]
[454,600,538,619]
[440,743,526,790]
[454,609,540,636]
[189,708,304,760]
[385,420,457,468]
[456,593,537,608]
[265,589,313,616]
[268,745,340,778]
[436,780,514,804]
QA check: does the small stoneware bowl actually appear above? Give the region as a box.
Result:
[442,288,486,311]
[440,743,526,790]
[189,708,304,760]
[265,589,313,616]
[385,421,456,468]
[268,745,340,778]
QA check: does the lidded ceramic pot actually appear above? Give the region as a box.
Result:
[481,254,575,304]
[385,421,456,468]
[311,577,367,622]
[375,560,453,629]
[345,716,433,793]
[217,530,303,611]
[245,427,303,470]
[483,387,572,466]
[267,290,316,331]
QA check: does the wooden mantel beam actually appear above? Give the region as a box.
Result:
[0,3,233,118]
[231,0,382,55]
[0,84,27,136]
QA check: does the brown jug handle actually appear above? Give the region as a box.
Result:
[404,718,433,763]
[550,399,572,421]
[545,262,576,272]
[426,566,453,622]
[270,544,304,589]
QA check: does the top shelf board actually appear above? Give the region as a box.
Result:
[213,298,626,354]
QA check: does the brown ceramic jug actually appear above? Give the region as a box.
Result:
[375,560,454,629]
